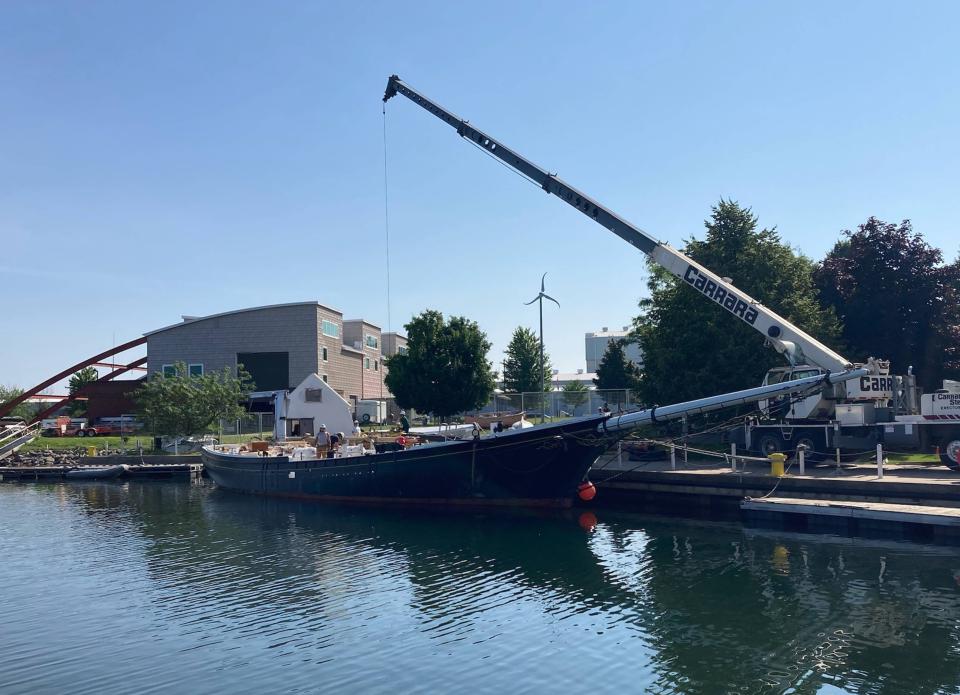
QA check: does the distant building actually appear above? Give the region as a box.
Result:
[550,369,597,391]
[585,326,643,372]
[145,301,405,412]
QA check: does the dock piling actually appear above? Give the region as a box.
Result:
[670,444,676,470]
[798,446,805,475]
[730,443,737,472]
[877,443,884,479]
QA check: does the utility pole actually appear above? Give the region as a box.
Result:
[525,273,559,423]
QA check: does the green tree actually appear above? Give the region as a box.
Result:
[593,339,642,394]
[634,200,842,406]
[67,366,99,416]
[814,217,960,389]
[0,385,33,420]
[561,379,589,412]
[385,310,496,419]
[135,362,252,439]
[502,326,553,393]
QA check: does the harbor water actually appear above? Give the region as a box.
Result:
[3,481,960,694]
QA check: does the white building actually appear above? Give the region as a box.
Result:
[585,326,643,372]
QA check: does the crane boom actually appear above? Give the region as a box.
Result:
[383,75,853,373]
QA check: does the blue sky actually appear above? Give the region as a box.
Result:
[2,1,958,391]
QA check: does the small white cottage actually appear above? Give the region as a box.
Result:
[273,373,354,440]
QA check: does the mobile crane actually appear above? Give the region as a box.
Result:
[383,75,960,469]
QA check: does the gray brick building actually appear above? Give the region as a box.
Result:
[145,302,406,410]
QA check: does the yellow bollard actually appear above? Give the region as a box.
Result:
[768,452,786,477]
[86,446,97,457]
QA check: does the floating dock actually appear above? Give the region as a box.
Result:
[741,497,960,542]
[0,455,202,481]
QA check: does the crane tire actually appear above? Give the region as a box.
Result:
[941,439,960,472]
[755,433,783,458]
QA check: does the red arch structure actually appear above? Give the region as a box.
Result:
[0,337,147,421]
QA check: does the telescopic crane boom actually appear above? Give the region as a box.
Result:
[383,75,859,376]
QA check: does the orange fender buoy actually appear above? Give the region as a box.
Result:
[577,481,597,502]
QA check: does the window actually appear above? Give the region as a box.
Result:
[305,388,323,402]
[364,357,371,370]
[321,320,339,338]
[365,334,379,349]
[162,364,176,378]
[188,363,203,377]
[397,346,408,356]
[374,360,378,371]
[322,375,328,383]
[322,346,328,362]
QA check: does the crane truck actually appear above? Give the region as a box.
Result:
[383,75,960,470]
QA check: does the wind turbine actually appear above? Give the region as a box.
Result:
[525,273,560,420]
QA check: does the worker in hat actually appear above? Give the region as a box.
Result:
[314,424,332,458]
[399,410,410,433]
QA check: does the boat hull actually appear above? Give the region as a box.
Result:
[202,416,615,508]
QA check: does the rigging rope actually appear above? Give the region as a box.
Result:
[382,105,393,336]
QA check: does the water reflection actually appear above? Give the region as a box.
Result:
[4,482,960,695]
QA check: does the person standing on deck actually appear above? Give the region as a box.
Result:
[351,420,362,437]
[314,424,331,458]
[399,411,410,433]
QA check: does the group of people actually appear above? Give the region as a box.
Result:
[309,411,412,458]
[312,419,364,458]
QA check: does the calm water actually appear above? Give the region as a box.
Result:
[3,483,960,694]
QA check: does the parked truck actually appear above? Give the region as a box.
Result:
[383,75,960,468]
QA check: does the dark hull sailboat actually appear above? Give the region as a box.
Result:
[202,415,614,509]
[203,369,865,509]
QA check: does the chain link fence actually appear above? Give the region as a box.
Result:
[217,413,276,440]
[474,389,642,420]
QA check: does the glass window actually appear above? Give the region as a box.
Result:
[365,334,379,349]
[322,375,328,383]
[397,346,408,356]
[364,357,371,370]
[321,320,339,338]
[322,346,328,362]
[162,364,176,378]
[374,360,378,371]
[188,364,203,377]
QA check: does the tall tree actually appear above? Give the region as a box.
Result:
[67,366,99,416]
[814,218,960,389]
[502,326,553,393]
[634,200,842,406]
[593,339,642,393]
[136,362,252,439]
[385,310,496,419]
